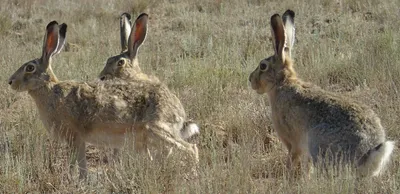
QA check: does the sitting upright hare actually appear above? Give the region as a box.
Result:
[99,13,199,140]
[249,10,394,176]
[8,21,199,179]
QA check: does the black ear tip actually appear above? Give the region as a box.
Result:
[283,9,295,18]
[46,21,59,29]
[271,14,280,19]
[270,14,281,22]
[60,23,67,34]
[121,12,132,20]
[137,13,148,20]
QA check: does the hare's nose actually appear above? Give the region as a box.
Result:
[8,80,12,85]
[100,76,106,81]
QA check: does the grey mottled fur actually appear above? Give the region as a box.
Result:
[249,10,394,176]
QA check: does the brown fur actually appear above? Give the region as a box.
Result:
[99,13,199,141]
[99,13,159,83]
[8,21,198,179]
[100,54,159,83]
[249,10,393,176]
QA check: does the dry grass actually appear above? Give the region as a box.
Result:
[1,0,400,193]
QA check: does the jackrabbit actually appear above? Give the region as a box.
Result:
[249,10,394,176]
[100,13,199,140]
[8,21,199,179]
[99,13,158,83]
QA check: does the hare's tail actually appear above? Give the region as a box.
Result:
[180,121,200,140]
[358,141,395,176]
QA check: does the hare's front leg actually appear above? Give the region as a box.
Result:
[276,129,307,176]
[69,137,87,179]
[134,124,154,160]
[112,148,120,160]
[280,137,304,175]
[288,148,302,170]
[278,137,294,169]
[287,144,312,178]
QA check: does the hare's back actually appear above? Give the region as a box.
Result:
[280,85,385,136]
[54,80,186,136]
[291,86,386,144]
[98,80,185,121]
[279,85,386,160]
[52,81,160,123]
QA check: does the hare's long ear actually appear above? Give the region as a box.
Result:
[127,13,148,60]
[41,21,60,69]
[282,10,295,58]
[53,23,67,55]
[270,14,286,62]
[120,12,132,52]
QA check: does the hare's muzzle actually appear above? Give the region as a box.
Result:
[99,74,112,81]
[248,72,257,89]
[7,78,18,91]
[8,77,16,87]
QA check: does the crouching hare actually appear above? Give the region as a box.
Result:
[8,21,199,179]
[99,13,199,140]
[249,10,394,176]
[99,13,159,83]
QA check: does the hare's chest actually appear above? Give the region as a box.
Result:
[36,104,61,130]
[270,109,300,138]
[271,112,290,136]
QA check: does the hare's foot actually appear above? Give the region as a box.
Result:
[286,149,304,179]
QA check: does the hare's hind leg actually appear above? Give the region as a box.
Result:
[307,125,343,175]
[147,123,199,163]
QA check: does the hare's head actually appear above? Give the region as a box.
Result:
[99,13,148,81]
[8,21,67,92]
[249,10,296,94]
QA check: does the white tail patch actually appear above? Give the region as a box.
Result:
[180,123,200,140]
[371,141,395,176]
[360,141,395,176]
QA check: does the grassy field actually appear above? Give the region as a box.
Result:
[1,0,400,193]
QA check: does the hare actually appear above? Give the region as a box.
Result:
[249,10,394,176]
[100,13,199,140]
[99,13,159,83]
[8,21,199,179]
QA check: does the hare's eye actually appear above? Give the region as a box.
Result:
[117,59,125,67]
[259,63,267,71]
[25,64,35,72]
